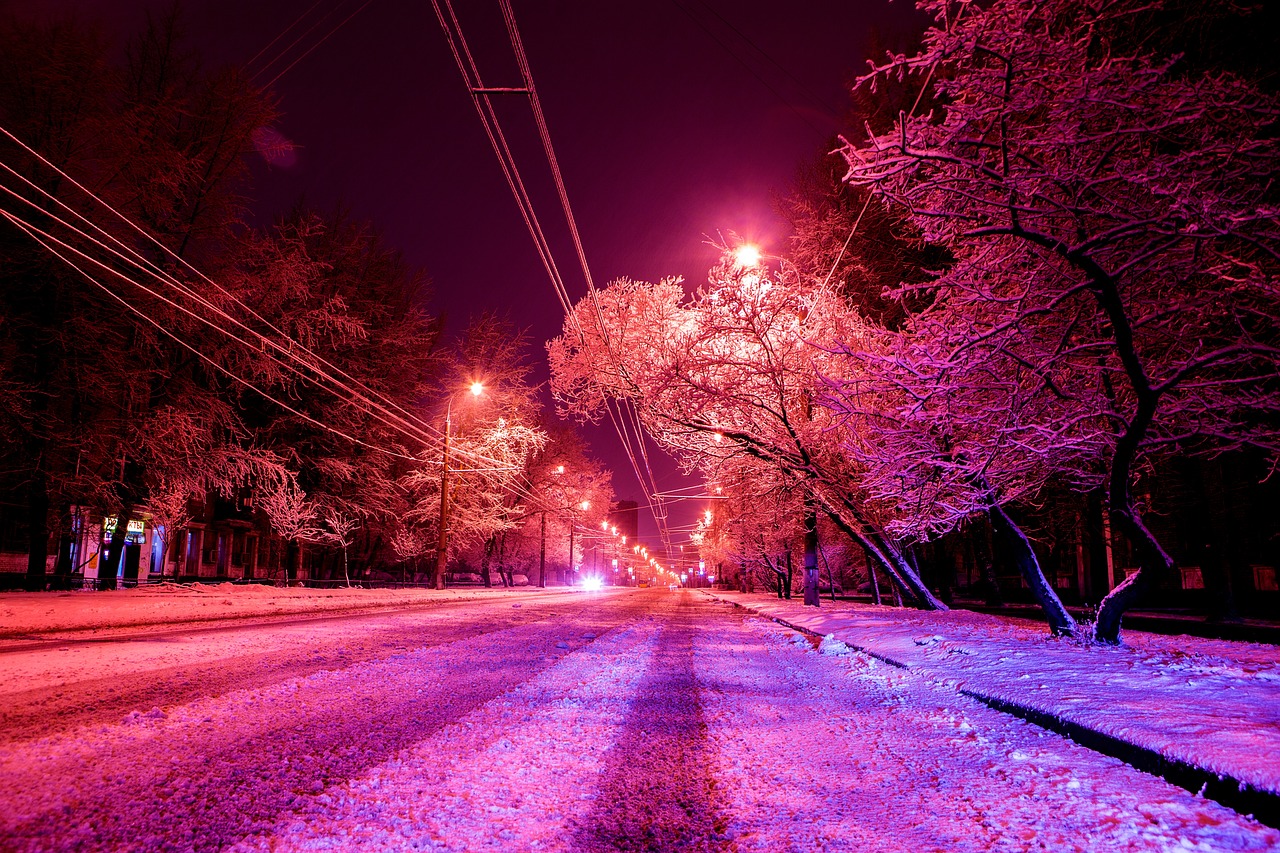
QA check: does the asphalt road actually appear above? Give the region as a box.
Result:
[0,589,1273,851]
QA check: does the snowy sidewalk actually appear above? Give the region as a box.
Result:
[701,591,1280,822]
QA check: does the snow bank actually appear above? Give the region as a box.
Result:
[703,592,1280,799]
[695,603,1279,852]
[0,584,583,637]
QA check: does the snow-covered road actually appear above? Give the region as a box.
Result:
[0,589,1274,851]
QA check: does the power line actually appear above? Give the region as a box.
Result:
[262,0,378,90]
[0,130,523,475]
[430,0,677,552]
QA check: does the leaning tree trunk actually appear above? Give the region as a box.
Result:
[986,500,1077,637]
[1094,402,1176,644]
[811,490,947,610]
[802,502,820,606]
[862,543,882,605]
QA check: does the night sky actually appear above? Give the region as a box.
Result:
[33,0,928,541]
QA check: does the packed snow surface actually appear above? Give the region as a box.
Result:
[705,591,1280,797]
[0,586,1275,851]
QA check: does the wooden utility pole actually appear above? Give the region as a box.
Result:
[538,511,547,588]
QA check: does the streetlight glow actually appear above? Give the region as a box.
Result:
[469,381,485,397]
[733,244,761,267]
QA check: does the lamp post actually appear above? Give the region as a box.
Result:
[435,382,484,590]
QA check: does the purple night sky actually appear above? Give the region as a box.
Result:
[34,0,928,540]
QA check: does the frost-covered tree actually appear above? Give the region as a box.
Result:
[0,11,279,589]
[549,256,946,609]
[839,0,1280,642]
[513,427,614,588]
[400,315,546,588]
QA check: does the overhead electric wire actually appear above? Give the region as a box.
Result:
[0,127,523,472]
[245,0,330,72]
[430,0,678,552]
[250,0,345,81]
[0,208,420,463]
[497,0,677,553]
[261,0,378,90]
[0,133,520,475]
[430,0,578,320]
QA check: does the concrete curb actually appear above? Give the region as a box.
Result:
[701,590,1280,829]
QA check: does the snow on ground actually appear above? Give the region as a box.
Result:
[696,599,1277,852]
[0,590,645,852]
[0,588,1276,851]
[0,583,554,637]
[228,615,664,852]
[703,591,1280,797]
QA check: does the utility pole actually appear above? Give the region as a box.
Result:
[568,518,575,587]
[434,409,452,591]
[538,510,547,588]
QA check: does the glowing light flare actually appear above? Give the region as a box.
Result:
[582,576,604,591]
[733,243,762,268]
[469,381,485,397]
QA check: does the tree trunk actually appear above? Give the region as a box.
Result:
[53,518,74,591]
[862,543,882,605]
[480,536,495,588]
[784,549,794,600]
[1095,401,1175,644]
[974,519,1004,607]
[98,507,133,591]
[818,544,837,602]
[987,500,1076,636]
[802,503,820,607]
[807,486,946,609]
[25,470,50,591]
[284,539,299,586]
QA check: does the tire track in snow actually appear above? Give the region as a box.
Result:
[575,591,730,853]
[0,595,651,853]
[230,596,671,851]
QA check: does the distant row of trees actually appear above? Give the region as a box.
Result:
[0,11,612,591]
[550,0,1279,643]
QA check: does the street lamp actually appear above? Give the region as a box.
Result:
[435,382,484,590]
[733,243,761,268]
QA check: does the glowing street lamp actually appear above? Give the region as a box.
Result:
[733,243,762,268]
